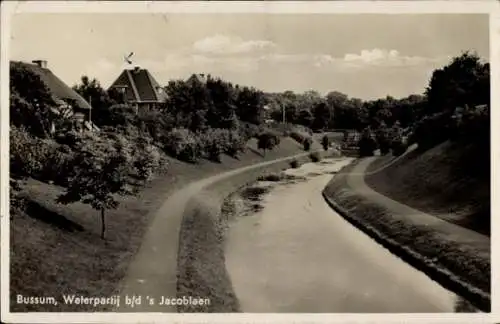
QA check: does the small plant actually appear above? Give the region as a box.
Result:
[289,159,300,169]
[257,131,280,156]
[303,137,312,151]
[358,127,378,157]
[309,152,321,162]
[321,135,330,151]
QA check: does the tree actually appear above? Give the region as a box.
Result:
[73,76,118,127]
[257,131,280,156]
[10,62,57,137]
[375,121,391,155]
[303,137,312,151]
[358,127,377,157]
[321,135,330,151]
[57,137,146,239]
[425,52,490,116]
[236,86,265,125]
[312,102,332,131]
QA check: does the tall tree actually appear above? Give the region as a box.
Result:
[73,76,118,126]
[425,52,490,116]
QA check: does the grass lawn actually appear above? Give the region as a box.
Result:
[365,141,490,236]
[9,136,310,312]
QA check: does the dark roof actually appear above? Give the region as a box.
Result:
[11,61,92,110]
[108,67,167,103]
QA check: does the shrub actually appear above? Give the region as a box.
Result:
[303,137,312,151]
[200,129,224,162]
[42,145,76,186]
[375,124,391,155]
[289,159,300,169]
[290,131,307,144]
[309,152,321,162]
[163,128,201,163]
[219,129,247,157]
[240,123,262,141]
[321,135,330,151]
[10,127,57,179]
[133,137,162,180]
[358,127,378,157]
[257,131,280,155]
[412,112,451,151]
[389,122,407,156]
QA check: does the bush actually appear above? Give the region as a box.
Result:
[289,159,300,169]
[257,131,280,154]
[358,127,378,157]
[163,128,201,163]
[10,127,57,179]
[303,137,312,151]
[225,129,247,157]
[412,112,451,151]
[240,123,262,141]
[309,152,321,162]
[321,135,330,151]
[290,131,309,144]
[133,137,162,180]
[375,125,391,155]
[389,122,407,156]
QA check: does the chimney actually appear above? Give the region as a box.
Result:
[32,60,47,68]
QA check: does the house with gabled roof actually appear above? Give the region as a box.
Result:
[11,60,98,132]
[107,66,167,113]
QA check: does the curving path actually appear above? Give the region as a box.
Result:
[115,152,312,312]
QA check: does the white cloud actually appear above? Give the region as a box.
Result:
[341,48,447,68]
[192,34,276,55]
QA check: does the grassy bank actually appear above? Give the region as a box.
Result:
[365,141,490,236]
[322,161,490,312]
[10,136,310,312]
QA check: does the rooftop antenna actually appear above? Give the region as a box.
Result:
[124,52,134,65]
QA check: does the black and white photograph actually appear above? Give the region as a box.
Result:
[1,1,497,323]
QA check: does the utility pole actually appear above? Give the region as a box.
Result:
[282,104,286,124]
[89,96,92,131]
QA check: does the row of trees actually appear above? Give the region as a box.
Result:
[356,52,490,159]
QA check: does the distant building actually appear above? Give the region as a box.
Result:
[107,66,167,113]
[11,60,97,132]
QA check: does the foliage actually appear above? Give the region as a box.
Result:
[257,131,280,154]
[425,52,489,116]
[303,137,312,151]
[72,76,119,127]
[321,135,330,151]
[389,122,407,156]
[309,152,321,162]
[10,126,61,181]
[358,127,378,157]
[57,138,140,239]
[289,159,300,169]
[163,128,202,163]
[375,122,391,155]
[412,112,451,151]
[10,62,57,138]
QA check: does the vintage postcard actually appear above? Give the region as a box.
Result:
[1,1,498,323]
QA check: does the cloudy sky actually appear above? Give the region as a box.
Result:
[10,13,489,100]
